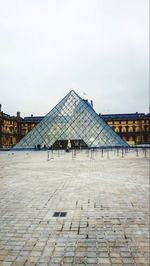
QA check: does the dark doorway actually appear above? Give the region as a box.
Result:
[52,139,88,149]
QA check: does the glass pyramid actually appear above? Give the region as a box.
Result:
[14,90,128,149]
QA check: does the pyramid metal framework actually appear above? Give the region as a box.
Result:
[14,90,128,149]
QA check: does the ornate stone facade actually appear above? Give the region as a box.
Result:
[100,113,150,145]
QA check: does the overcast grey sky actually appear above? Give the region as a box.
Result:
[0,0,149,117]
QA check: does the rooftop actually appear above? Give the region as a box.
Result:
[100,112,148,120]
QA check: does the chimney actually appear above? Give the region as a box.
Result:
[17,112,20,118]
[91,100,93,107]
[0,104,1,112]
[31,114,33,117]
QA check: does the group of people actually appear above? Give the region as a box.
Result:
[34,144,46,150]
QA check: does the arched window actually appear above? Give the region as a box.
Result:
[136,136,140,143]
[135,127,140,132]
[114,127,119,133]
[129,136,133,142]
[128,127,133,132]
[122,127,126,133]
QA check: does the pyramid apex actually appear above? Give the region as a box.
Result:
[67,89,80,98]
[69,89,77,94]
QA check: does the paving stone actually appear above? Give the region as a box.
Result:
[0,263,12,266]
[87,252,97,258]
[24,263,36,266]
[136,264,150,266]
[15,256,28,263]
[110,253,121,258]
[74,256,86,264]
[39,257,51,263]
[98,257,110,264]
[111,264,123,266]
[122,257,135,263]
[12,263,25,266]
[111,258,122,263]
[3,256,17,262]
[97,252,109,257]
[87,257,98,263]
[63,257,74,263]
[0,256,6,261]
[135,257,148,263]
[0,150,149,266]
[50,257,62,263]
[36,262,48,266]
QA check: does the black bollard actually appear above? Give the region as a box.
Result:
[47,150,50,161]
[121,148,124,158]
[51,149,54,159]
[144,148,147,158]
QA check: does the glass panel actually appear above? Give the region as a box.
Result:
[14,90,128,149]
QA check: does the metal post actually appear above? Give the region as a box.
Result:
[74,149,76,158]
[107,150,109,159]
[51,148,54,159]
[72,149,74,160]
[121,148,124,158]
[47,150,50,161]
[90,149,92,159]
[95,149,97,157]
[144,148,147,158]
[117,149,119,157]
[90,149,94,159]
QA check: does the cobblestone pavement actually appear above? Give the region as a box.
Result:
[0,149,149,266]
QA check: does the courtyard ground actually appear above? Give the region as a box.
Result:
[0,149,149,266]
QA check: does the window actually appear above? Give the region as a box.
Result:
[122,127,126,133]
[128,127,133,132]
